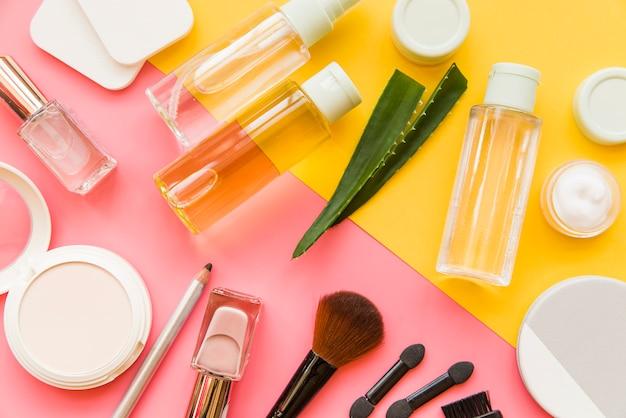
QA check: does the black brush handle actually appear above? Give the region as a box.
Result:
[407,373,453,409]
[366,361,409,405]
[267,350,336,418]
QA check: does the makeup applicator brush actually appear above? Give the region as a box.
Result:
[387,361,474,418]
[267,291,384,418]
[350,344,425,418]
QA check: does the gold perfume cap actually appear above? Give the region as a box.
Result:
[0,56,47,120]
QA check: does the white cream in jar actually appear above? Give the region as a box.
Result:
[541,160,620,238]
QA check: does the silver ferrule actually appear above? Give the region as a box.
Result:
[0,56,47,120]
[186,374,232,418]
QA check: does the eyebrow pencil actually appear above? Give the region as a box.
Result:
[112,264,213,418]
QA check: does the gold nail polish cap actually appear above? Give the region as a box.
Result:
[0,56,47,120]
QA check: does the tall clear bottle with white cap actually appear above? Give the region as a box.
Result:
[437,63,542,286]
[146,0,359,150]
[154,62,361,233]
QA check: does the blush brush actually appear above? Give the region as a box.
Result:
[267,291,384,418]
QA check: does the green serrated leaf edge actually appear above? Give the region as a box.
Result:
[292,70,425,258]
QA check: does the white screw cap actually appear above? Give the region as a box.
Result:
[483,63,540,113]
[302,62,361,123]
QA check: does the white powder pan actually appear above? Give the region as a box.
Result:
[0,163,151,389]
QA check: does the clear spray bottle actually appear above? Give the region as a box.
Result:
[146,0,359,150]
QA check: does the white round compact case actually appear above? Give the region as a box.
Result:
[518,276,626,417]
[0,163,151,389]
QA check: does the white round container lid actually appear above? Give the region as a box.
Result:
[518,276,626,417]
[574,67,626,145]
[392,0,470,65]
[0,163,51,294]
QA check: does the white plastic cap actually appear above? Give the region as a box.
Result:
[573,67,626,145]
[280,0,359,47]
[392,0,470,65]
[484,63,540,113]
[302,62,361,123]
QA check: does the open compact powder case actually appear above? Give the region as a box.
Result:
[0,162,151,389]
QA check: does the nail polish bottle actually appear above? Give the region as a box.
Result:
[186,288,262,418]
[437,63,542,286]
[146,0,359,150]
[0,56,116,194]
[154,62,361,233]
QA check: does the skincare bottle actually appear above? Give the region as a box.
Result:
[154,62,361,233]
[437,63,542,286]
[186,288,262,418]
[146,0,359,150]
[0,56,116,194]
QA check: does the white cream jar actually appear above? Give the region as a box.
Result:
[541,160,621,238]
[0,162,151,389]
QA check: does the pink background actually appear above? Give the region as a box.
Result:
[0,1,547,417]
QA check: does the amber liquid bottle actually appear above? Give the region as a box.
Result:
[154,62,361,233]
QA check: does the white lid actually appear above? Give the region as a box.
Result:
[484,62,540,113]
[301,62,362,123]
[280,0,360,47]
[392,0,470,65]
[573,67,626,145]
[0,162,51,294]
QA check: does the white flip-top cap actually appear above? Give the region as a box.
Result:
[573,67,626,145]
[301,62,361,123]
[484,63,540,113]
[392,0,470,65]
[280,0,359,47]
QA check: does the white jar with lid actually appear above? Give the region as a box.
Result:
[0,162,151,389]
[541,160,621,238]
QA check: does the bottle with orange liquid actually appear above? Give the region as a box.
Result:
[154,62,361,233]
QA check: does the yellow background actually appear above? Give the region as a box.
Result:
[152,0,626,345]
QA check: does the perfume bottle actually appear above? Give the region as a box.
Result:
[0,56,116,194]
[186,288,262,418]
[154,62,361,233]
[146,0,359,150]
[437,63,542,286]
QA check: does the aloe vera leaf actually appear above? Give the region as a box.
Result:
[292,70,425,258]
[335,63,468,222]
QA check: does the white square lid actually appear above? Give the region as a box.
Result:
[0,163,52,294]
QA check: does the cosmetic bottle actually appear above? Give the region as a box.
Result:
[437,63,542,286]
[154,62,361,233]
[146,0,359,150]
[186,288,262,418]
[0,56,116,194]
